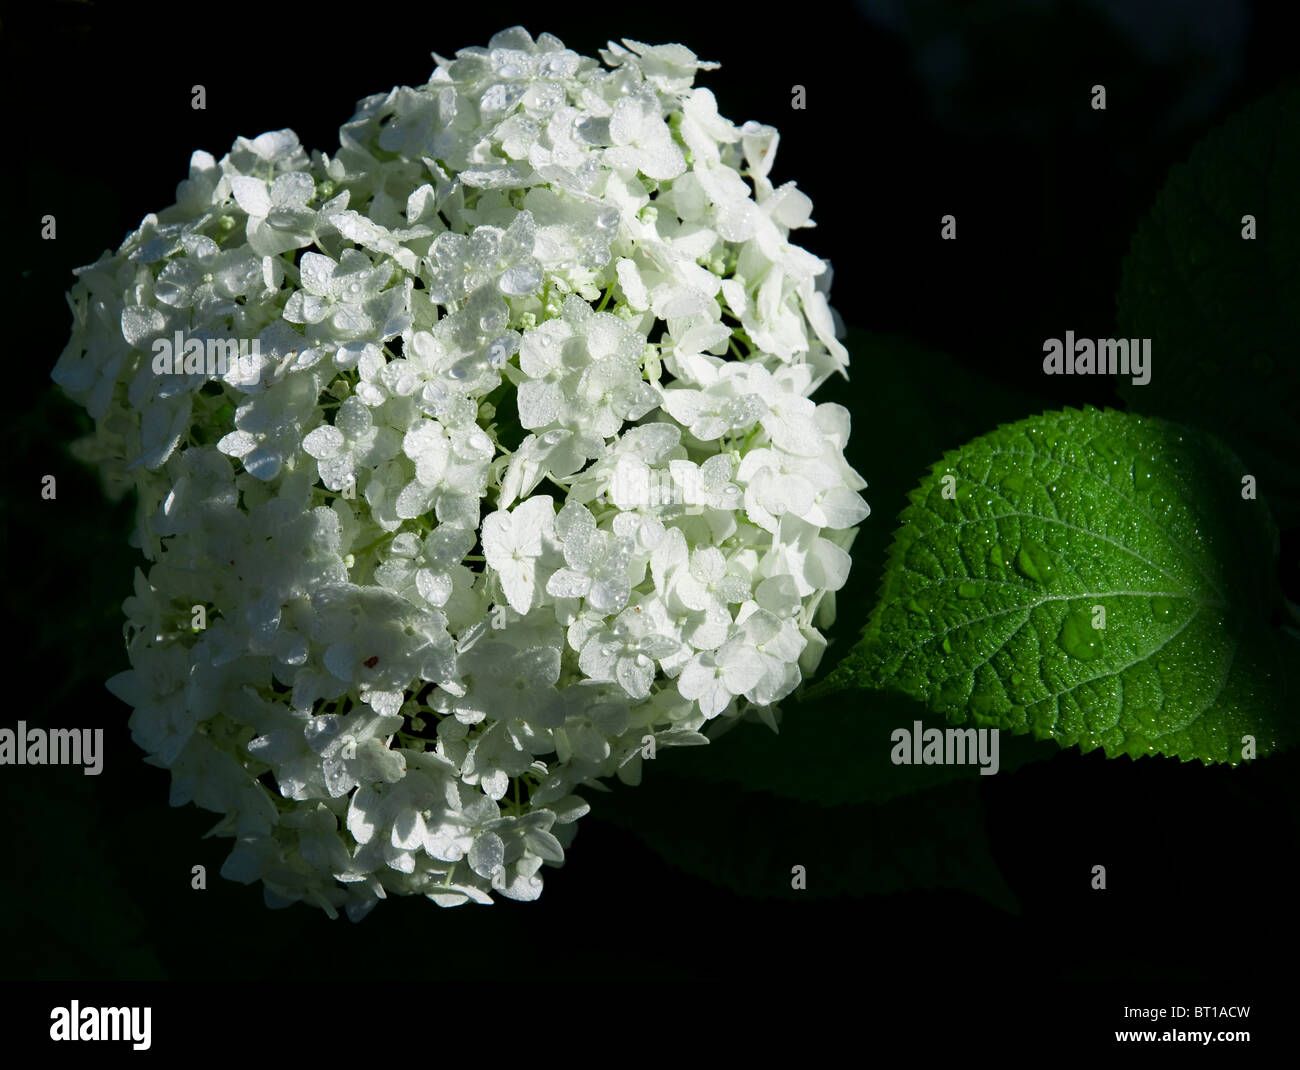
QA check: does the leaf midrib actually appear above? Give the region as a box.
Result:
[980,444,1229,602]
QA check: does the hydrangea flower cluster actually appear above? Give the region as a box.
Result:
[53,27,868,918]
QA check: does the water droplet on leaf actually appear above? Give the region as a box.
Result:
[1133,456,1156,488]
[1151,596,1175,619]
[1058,610,1102,661]
[1014,541,1053,584]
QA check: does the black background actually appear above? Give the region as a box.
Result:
[2,0,1296,1050]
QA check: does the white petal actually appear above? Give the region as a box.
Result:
[230,175,272,217]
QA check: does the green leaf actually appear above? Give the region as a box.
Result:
[588,773,1019,912]
[1117,85,1300,526]
[818,406,1297,764]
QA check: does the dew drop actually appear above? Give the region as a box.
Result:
[1058,610,1102,661]
[1093,435,1125,462]
[1150,596,1175,619]
[1014,541,1053,584]
[1000,473,1026,496]
[490,307,511,331]
[1133,456,1156,488]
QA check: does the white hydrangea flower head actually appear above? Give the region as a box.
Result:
[54,26,869,919]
